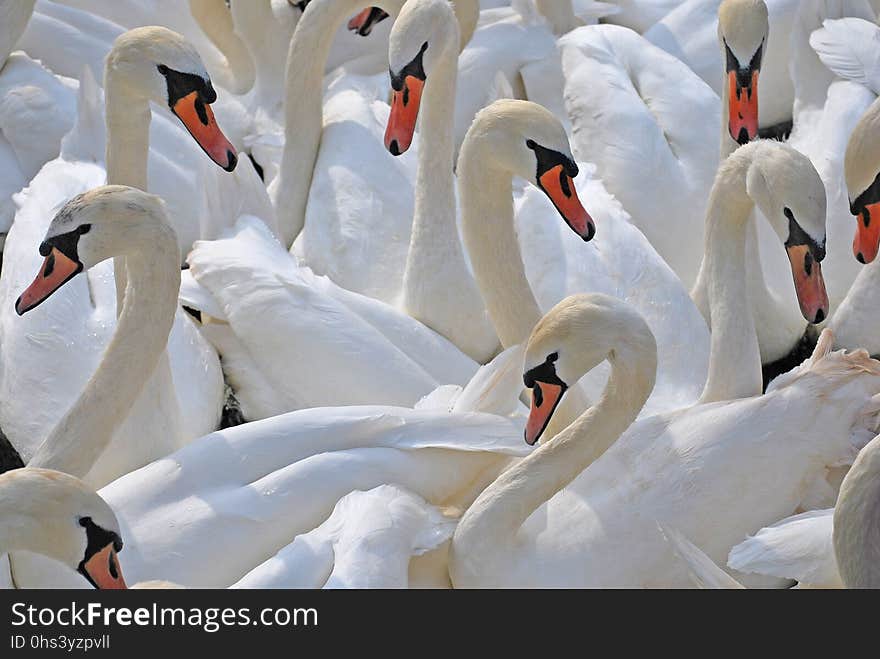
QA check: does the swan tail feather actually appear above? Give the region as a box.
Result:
[658,523,744,589]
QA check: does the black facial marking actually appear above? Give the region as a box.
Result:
[784,207,825,262]
[523,352,566,390]
[526,140,578,180]
[157,65,216,110]
[76,516,123,589]
[390,41,428,91]
[850,169,880,220]
[724,38,763,92]
[290,0,312,11]
[39,224,89,265]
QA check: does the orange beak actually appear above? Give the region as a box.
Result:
[15,247,82,315]
[525,381,565,446]
[171,91,237,171]
[728,69,759,145]
[853,202,880,264]
[385,75,424,156]
[538,165,596,241]
[786,244,829,324]
[81,544,127,590]
[348,7,389,36]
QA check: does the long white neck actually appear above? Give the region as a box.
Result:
[698,151,764,403]
[834,433,880,587]
[451,339,653,585]
[534,0,580,35]
[402,13,494,361]
[0,0,35,69]
[459,146,542,348]
[231,0,294,107]
[273,0,402,248]
[28,224,181,479]
[190,0,255,95]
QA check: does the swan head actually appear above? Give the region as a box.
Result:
[106,26,237,171]
[845,98,880,264]
[349,7,391,37]
[385,0,458,155]
[739,141,828,324]
[718,0,768,145]
[15,186,173,315]
[1,468,126,589]
[522,294,656,445]
[467,99,596,241]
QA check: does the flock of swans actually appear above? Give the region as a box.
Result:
[1,0,880,589]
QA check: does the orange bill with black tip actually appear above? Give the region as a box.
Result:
[853,202,880,264]
[385,75,424,156]
[728,69,759,145]
[15,248,82,316]
[172,91,237,171]
[786,244,829,324]
[81,544,127,590]
[538,165,595,241]
[525,381,565,446]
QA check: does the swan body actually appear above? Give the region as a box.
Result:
[559,24,720,288]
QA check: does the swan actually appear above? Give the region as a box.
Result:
[0,27,237,486]
[378,0,498,360]
[189,0,255,95]
[460,99,712,425]
[1,467,127,589]
[644,0,800,138]
[449,291,880,588]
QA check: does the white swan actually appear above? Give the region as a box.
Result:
[644,0,800,136]
[1,467,127,589]
[0,27,237,486]
[459,99,710,422]
[450,291,880,587]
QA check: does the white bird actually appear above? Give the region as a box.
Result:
[450,290,880,587]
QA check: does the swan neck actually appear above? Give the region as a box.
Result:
[459,146,543,347]
[403,31,464,314]
[834,435,880,587]
[190,0,255,95]
[534,0,579,35]
[452,342,652,580]
[28,227,181,480]
[0,0,35,68]
[275,0,399,248]
[699,157,763,403]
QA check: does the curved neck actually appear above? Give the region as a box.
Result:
[834,434,880,588]
[28,226,181,479]
[0,0,35,69]
[274,0,402,248]
[459,146,542,348]
[698,155,763,403]
[190,0,255,95]
[452,341,653,577]
[231,0,293,106]
[534,0,579,35]
[453,0,479,49]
